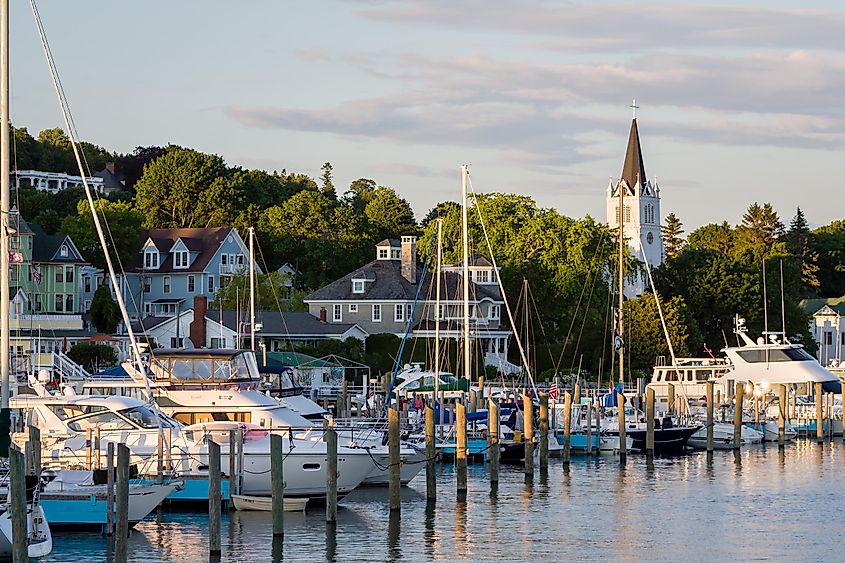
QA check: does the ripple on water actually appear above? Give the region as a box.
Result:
[38,440,845,562]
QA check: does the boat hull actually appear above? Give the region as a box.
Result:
[231,494,308,512]
[608,426,700,454]
[37,482,179,527]
[0,504,52,558]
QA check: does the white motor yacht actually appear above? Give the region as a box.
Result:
[12,386,373,499]
[81,349,423,486]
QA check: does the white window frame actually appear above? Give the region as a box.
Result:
[394,304,404,323]
[187,275,195,293]
[174,250,189,269]
[391,249,401,259]
[372,304,382,322]
[352,280,365,294]
[144,250,159,269]
[406,303,413,321]
[349,304,358,313]
[208,275,215,293]
[60,244,68,257]
[378,248,388,259]
[163,275,171,294]
[333,304,342,322]
[476,270,489,283]
[490,305,501,320]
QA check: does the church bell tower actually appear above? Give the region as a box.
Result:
[606,102,663,297]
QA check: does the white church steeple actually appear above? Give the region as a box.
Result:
[606,108,663,297]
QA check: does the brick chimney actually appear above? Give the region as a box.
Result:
[189,295,207,348]
[401,236,417,283]
[319,307,327,323]
[105,162,115,175]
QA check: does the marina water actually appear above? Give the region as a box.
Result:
[36,439,844,562]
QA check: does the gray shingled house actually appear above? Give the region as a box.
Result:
[304,237,512,369]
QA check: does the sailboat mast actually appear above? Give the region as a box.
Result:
[0,0,9,421]
[461,165,471,382]
[618,178,625,384]
[249,226,256,352]
[434,218,443,396]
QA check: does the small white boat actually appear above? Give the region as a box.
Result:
[0,502,52,559]
[687,422,764,450]
[231,494,308,512]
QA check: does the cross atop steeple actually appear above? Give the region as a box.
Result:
[630,99,639,119]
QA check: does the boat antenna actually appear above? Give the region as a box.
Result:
[779,259,786,342]
[762,258,768,336]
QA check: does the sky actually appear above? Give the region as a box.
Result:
[8,0,845,230]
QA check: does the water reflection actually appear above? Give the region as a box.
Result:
[39,441,845,562]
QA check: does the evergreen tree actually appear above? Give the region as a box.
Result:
[786,207,820,295]
[736,202,784,249]
[89,286,121,334]
[320,162,336,200]
[660,212,685,259]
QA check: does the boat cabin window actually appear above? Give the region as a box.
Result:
[695,370,712,382]
[736,348,814,363]
[173,411,251,425]
[153,352,259,383]
[663,370,678,382]
[49,405,105,420]
[120,406,164,429]
[68,411,135,432]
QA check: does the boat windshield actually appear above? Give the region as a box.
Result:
[736,348,814,363]
[67,405,165,432]
[153,352,259,382]
[120,406,165,429]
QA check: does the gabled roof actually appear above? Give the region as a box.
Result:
[305,258,502,302]
[30,224,86,264]
[128,316,171,333]
[8,207,33,236]
[217,310,365,337]
[802,296,845,316]
[621,117,647,190]
[127,227,238,274]
[448,252,494,268]
[376,238,401,247]
[93,167,124,191]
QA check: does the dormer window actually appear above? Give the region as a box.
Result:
[60,244,68,257]
[352,280,365,294]
[476,270,489,283]
[144,249,159,269]
[174,250,189,269]
[378,247,389,260]
[391,249,401,259]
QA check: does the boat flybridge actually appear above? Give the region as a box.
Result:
[12,380,374,498]
[79,349,424,486]
[647,316,842,405]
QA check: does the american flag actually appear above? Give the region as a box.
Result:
[8,251,23,263]
[549,381,559,400]
[32,265,42,285]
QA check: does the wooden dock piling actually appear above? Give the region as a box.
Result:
[469,389,477,414]
[157,430,164,484]
[815,382,823,443]
[487,399,499,487]
[522,394,534,477]
[706,381,714,453]
[25,425,40,475]
[208,440,222,556]
[778,384,786,447]
[574,383,581,405]
[229,429,237,498]
[341,379,348,418]
[10,447,27,563]
[116,443,131,561]
[646,387,655,458]
[456,402,468,497]
[667,382,675,415]
[585,399,593,456]
[562,391,571,466]
[733,382,744,449]
[106,442,115,537]
[388,407,401,511]
[271,433,284,537]
[325,428,338,522]
[539,392,549,471]
[617,388,627,462]
[425,403,436,502]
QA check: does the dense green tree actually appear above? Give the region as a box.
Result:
[364,187,417,240]
[421,201,460,228]
[786,207,820,296]
[67,342,118,372]
[811,220,845,297]
[61,199,143,270]
[661,212,685,259]
[342,178,377,211]
[89,286,121,334]
[134,148,231,228]
[735,202,784,250]
[686,221,735,254]
[624,292,701,371]
[114,146,167,189]
[211,272,306,311]
[320,162,336,200]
